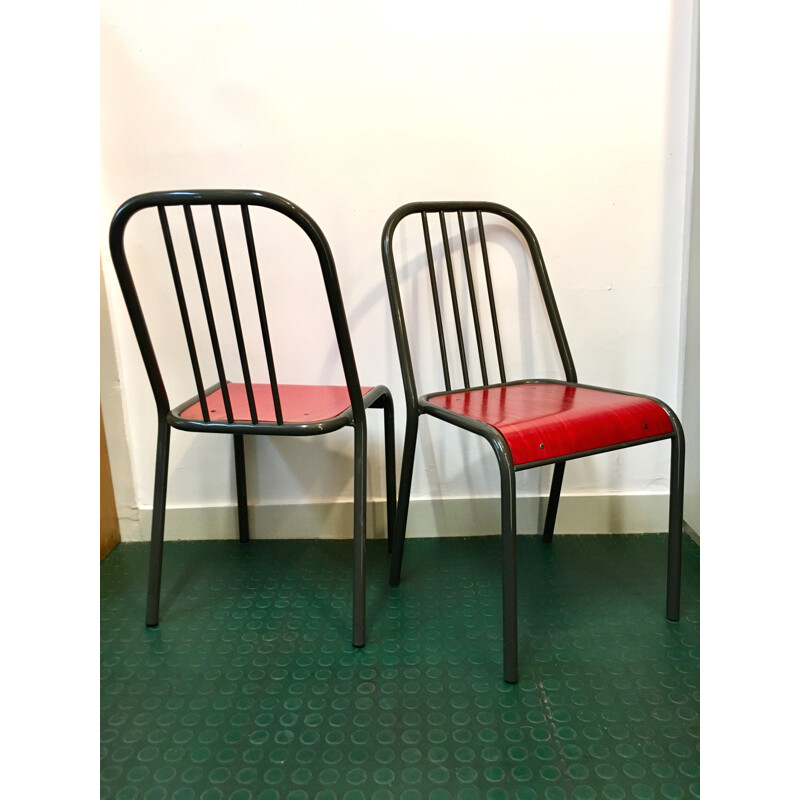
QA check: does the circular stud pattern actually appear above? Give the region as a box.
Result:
[102,535,699,797]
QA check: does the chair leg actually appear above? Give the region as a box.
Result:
[233,434,250,543]
[498,452,519,684]
[146,420,171,627]
[382,395,397,554]
[666,429,685,621]
[352,418,368,647]
[541,461,565,544]
[389,414,419,587]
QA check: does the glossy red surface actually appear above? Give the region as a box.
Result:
[427,383,673,465]
[180,383,373,424]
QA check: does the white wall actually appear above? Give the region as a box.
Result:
[100,1,698,540]
[681,27,700,538]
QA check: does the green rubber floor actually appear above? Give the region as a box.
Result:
[100,534,699,800]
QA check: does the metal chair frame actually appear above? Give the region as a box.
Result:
[381,201,684,683]
[109,189,396,647]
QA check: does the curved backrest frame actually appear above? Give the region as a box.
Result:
[109,189,365,428]
[381,201,577,411]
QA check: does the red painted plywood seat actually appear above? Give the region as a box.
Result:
[180,384,375,424]
[426,382,673,466]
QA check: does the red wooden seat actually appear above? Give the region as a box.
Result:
[426,382,673,466]
[382,201,684,683]
[109,190,395,649]
[180,383,375,424]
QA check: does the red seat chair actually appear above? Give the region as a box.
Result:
[109,190,395,647]
[381,201,684,683]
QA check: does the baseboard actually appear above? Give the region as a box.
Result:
[682,520,700,545]
[129,493,673,542]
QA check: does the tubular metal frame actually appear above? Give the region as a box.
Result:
[381,201,684,683]
[109,189,396,648]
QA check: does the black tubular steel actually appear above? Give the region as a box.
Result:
[666,423,685,621]
[497,444,518,684]
[389,414,419,586]
[212,205,258,424]
[233,434,250,543]
[476,211,506,383]
[373,391,398,553]
[381,200,684,682]
[439,212,471,388]
[146,420,171,627]
[352,417,368,647]
[184,205,235,423]
[386,413,397,554]
[457,211,489,386]
[541,461,565,544]
[158,206,210,423]
[109,236,170,418]
[523,220,577,385]
[241,205,283,425]
[422,214,451,392]
[110,189,395,650]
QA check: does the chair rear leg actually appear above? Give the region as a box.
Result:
[146,420,171,627]
[353,419,368,647]
[666,430,685,621]
[542,461,565,543]
[499,454,519,684]
[233,434,250,543]
[389,415,419,587]
[382,396,397,554]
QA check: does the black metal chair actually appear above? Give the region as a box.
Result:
[108,189,395,647]
[381,201,684,682]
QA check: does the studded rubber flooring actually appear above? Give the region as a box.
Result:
[100,534,699,799]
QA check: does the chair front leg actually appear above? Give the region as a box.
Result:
[233,434,250,543]
[542,461,565,543]
[146,419,171,627]
[389,413,419,587]
[666,428,685,621]
[352,417,368,647]
[497,448,519,683]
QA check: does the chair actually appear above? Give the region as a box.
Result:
[381,201,684,683]
[108,189,395,647]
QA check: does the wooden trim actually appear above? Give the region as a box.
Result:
[101,409,121,560]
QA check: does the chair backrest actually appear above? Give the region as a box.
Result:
[382,201,578,406]
[109,190,364,427]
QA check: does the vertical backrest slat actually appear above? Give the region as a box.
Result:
[183,205,234,423]
[212,204,258,424]
[241,205,284,425]
[439,212,470,389]
[158,206,210,422]
[421,213,451,392]
[457,211,489,386]
[476,211,506,383]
